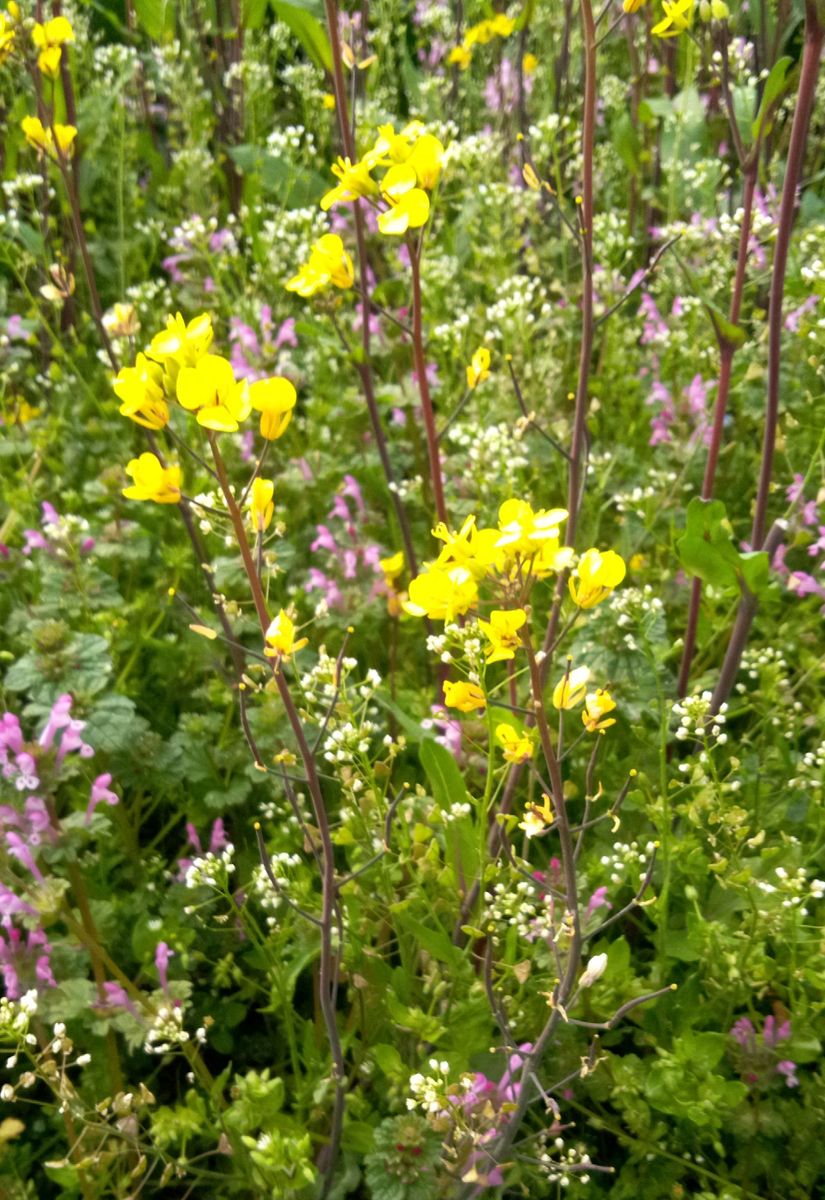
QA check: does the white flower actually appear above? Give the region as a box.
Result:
[579,953,608,988]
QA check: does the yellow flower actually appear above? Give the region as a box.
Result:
[21,116,77,159]
[320,156,378,210]
[0,13,16,63]
[568,548,626,608]
[464,18,495,46]
[404,565,478,621]
[248,376,297,441]
[103,302,139,338]
[264,609,308,659]
[248,478,275,533]
[406,133,444,190]
[432,515,504,578]
[466,347,491,390]
[322,92,336,109]
[148,312,213,369]
[582,688,617,733]
[372,121,420,164]
[496,498,568,557]
[652,0,694,37]
[176,354,251,433]
[522,52,538,73]
[496,723,534,764]
[379,551,405,586]
[532,537,575,579]
[448,44,472,68]
[552,665,590,710]
[443,680,486,712]
[123,452,181,505]
[114,353,169,430]
[286,233,354,298]
[32,15,73,77]
[623,0,647,10]
[489,12,515,37]
[478,608,527,664]
[377,164,430,236]
[519,793,554,837]
[699,0,728,17]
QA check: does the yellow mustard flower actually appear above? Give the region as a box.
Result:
[532,537,575,579]
[372,121,421,164]
[464,18,496,46]
[489,12,516,37]
[568,548,626,608]
[466,347,491,390]
[320,156,378,210]
[379,550,405,586]
[322,92,336,109]
[264,609,308,659]
[406,133,444,190]
[248,478,275,533]
[114,353,168,430]
[31,15,73,77]
[148,312,213,369]
[377,164,430,236]
[652,0,694,37]
[248,376,297,441]
[523,52,538,73]
[443,680,486,712]
[519,793,554,837]
[623,0,647,10]
[552,665,590,710]
[496,723,534,764]
[21,116,77,159]
[285,233,354,298]
[448,44,472,68]
[478,608,527,664]
[496,498,569,557]
[582,688,617,733]
[123,452,181,505]
[0,13,16,64]
[404,565,478,620]
[176,354,251,433]
[432,515,504,578]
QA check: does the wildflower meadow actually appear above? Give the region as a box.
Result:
[1,0,824,1196]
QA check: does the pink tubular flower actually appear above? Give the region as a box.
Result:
[155,942,173,993]
[86,773,119,823]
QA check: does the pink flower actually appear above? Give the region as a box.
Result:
[155,941,173,993]
[86,773,119,824]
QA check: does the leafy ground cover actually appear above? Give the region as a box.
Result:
[0,1,824,1197]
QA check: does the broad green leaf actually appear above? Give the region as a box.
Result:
[420,738,468,810]
[393,911,464,970]
[133,0,175,41]
[677,498,770,596]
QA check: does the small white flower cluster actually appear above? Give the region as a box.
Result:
[406,1058,450,1114]
[596,840,658,888]
[483,274,547,344]
[144,1003,190,1055]
[672,693,727,743]
[323,719,378,766]
[788,741,825,792]
[266,124,317,158]
[537,1136,595,1187]
[191,490,224,535]
[0,990,38,1040]
[483,878,549,943]
[447,421,529,488]
[756,865,824,917]
[184,844,236,890]
[250,855,301,927]
[387,473,423,502]
[442,130,502,172]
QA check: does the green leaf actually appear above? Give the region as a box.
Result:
[271,0,332,71]
[371,1043,403,1076]
[706,303,747,350]
[393,911,464,970]
[133,0,175,41]
[751,56,793,142]
[676,498,770,596]
[420,739,468,810]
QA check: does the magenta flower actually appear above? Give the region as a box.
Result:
[86,773,119,823]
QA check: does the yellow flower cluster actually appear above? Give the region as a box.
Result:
[116,312,296,504]
[552,665,617,734]
[404,501,572,620]
[32,14,73,76]
[318,121,444,238]
[447,11,516,70]
[286,234,354,298]
[21,115,77,160]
